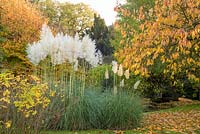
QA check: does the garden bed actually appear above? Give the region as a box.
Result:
[42,103,200,134]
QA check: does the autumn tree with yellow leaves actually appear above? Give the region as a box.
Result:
[115,0,200,99]
[112,0,154,51]
[0,0,45,71]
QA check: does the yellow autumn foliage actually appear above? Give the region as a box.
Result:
[0,0,46,71]
[115,0,200,86]
[0,71,50,129]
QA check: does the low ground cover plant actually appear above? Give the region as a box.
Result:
[0,71,50,134]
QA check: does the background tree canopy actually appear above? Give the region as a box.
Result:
[87,14,114,56]
[38,0,95,36]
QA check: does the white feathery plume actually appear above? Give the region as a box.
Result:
[26,43,40,65]
[117,64,123,77]
[66,34,82,63]
[74,33,82,59]
[81,35,102,67]
[74,59,79,71]
[27,24,102,67]
[39,24,55,55]
[27,24,53,65]
[61,35,73,63]
[120,79,124,87]
[80,35,93,59]
[40,23,54,41]
[26,42,48,65]
[105,68,109,79]
[124,69,130,79]
[112,61,118,74]
[91,50,103,67]
[97,50,103,65]
[51,33,66,65]
[134,80,141,89]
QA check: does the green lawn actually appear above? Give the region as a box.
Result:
[171,103,200,110]
[151,103,200,113]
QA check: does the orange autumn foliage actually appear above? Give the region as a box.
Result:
[115,0,200,86]
[0,0,46,70]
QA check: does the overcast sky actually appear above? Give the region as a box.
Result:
[55,0,126,26]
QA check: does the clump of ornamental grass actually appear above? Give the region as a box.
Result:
[61,90,102,130]
[43,89,102,130]
[98,61,143,129]
[100,91,143,130]
[43,89,143,130]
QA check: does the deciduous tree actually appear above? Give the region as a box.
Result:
[116,0,200,89]
[0,0,45,71]
[112,0,154,51]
